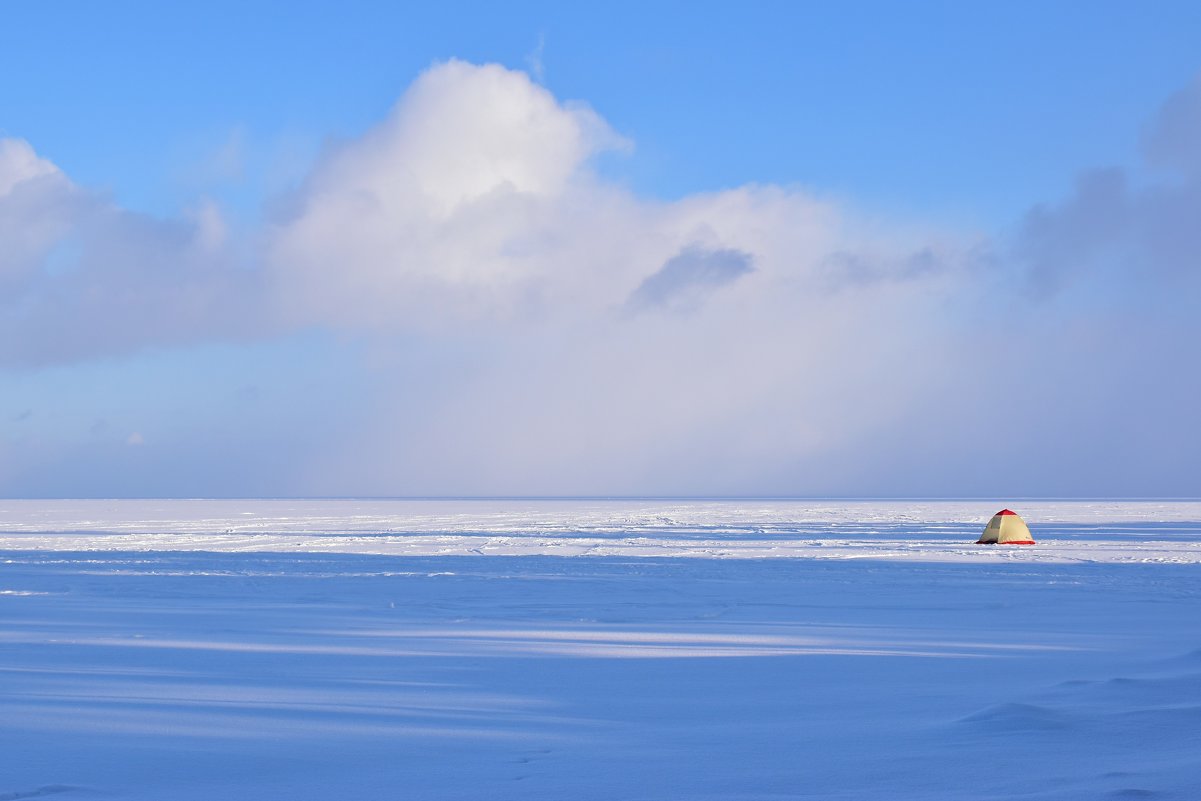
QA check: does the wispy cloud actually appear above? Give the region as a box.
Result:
[524,31,546,83]
[626,245,754,313]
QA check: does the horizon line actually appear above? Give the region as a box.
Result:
[4,496,1201,503]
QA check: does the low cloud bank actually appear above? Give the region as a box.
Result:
[2,61,1199,496]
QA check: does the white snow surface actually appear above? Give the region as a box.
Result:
[1,499,1199,799]
[2,498,1201,562]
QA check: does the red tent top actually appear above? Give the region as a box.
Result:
[997,509,1017,516]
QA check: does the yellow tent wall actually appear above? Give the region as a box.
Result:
[977,510,1035,545]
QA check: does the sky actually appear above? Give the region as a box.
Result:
[2,1,1200,498]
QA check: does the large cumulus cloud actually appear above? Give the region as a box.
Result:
[255,61,980,494]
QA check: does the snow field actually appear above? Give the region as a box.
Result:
[1,500,1199,799]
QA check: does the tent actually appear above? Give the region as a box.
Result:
[977,509,1036,545]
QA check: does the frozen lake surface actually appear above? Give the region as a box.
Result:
[2,500,1199,799]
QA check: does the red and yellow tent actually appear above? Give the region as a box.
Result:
[977,509,1036,545]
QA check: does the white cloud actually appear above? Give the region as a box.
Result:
[254,62,984,494]
[0,138,265,367]
[0,139,80,289]
[267,60,643,330]
[267,61,943,336]
[4,61,1200,496]
[0,138,59,196]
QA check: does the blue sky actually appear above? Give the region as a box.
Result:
[7,1,1200,219]
[2,1,1200,497]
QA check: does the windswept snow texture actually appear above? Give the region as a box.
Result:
[1,500,1200,800]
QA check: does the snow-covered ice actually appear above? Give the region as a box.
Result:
[1,500,1199,799]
